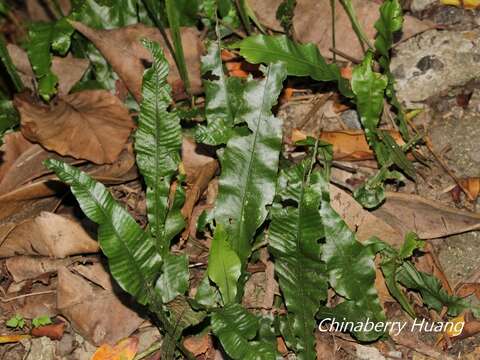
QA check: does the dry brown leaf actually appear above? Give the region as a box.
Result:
[57,266,144,345]
[69,21,202,102]
[5,256,79,282]
[291,129,406,161]
[0,335,31,344]
[183,333,214,357]
[181,138,218,222]
[26,0,71,21]
[0,132,34,182]
[7,44,89,96]
[330,185,403,246]
[15,90,135,164]
[373,192,480,239]
[248,0,432,61]
[0,212,99,258]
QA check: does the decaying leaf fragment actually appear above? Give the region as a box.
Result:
[15,90,135,164]
[70,21,202,101]
[0,212,99,258]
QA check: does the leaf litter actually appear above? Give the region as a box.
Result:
[1,0,480,359]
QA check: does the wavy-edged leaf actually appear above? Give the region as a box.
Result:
[351,52,387,147]
[26,19,74,100]
[156,253,189,303]
[207,224,241,305]
[397,262,468,316]
[44,159,161,305]
[231,35,351,97]
[196,41,244,145]
[374,0,403,60]
[374,0,409,139]
[211,303,277,360]
[135,40,183,254]
[269,160,328,360]
[214,62,287,264]
[195,274,222,308]
[317,173,385,341]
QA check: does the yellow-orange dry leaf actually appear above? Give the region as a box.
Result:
[91,337,138,360]
[0,334,31,343]
[445,315,465,338]
[291,129,405,161]
[459,177,480,201]
[441,0,480,9]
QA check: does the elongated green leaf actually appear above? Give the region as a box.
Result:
[374,0,402,60]
[317,174,385,341]
[195,275,222,308]
[269,160,328,360]
[165,0,190,94]
[156,254,189,303]
[26,19,74,100]
[397,262,468,316]
[44,159,161,305]
[135,40,183,253]
[208,224,241,305]
[0,36,23,92]
[214,62,287,264]
[0,1,9,16]
[374,0,409,139]
[196,41,244,145]
[352,52,387,145]
[211,304,277,360]
[232,35,351,97]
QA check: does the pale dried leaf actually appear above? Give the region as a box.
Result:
[15,91,135,164]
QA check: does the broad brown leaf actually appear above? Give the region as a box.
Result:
[15,90,135,164]
[69,21,202,101]
[0,212,99,258]
[248,0,432,61]
[373,192,480,239]
[57,266,144,345]
[92,337,138,360]
[7,44,89,96]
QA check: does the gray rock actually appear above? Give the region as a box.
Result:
[341,109,362,129]
[391,29,480,107]
[410,0,436,12]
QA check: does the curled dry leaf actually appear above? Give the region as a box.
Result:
[70,21,202,101]
[373,192,480,239]
[181,138,218,223]
[57,266,144,345]
[7,44,89,96]
[291,129,406,161]
[31,321,66,340]
[15,90,135,164]
[248,0,432,61]
[0,212,99,258]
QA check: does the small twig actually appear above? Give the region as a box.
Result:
[1,290,56,303]
[330,0,336,63]
[297,93,332,130]
[329,47,362,64]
